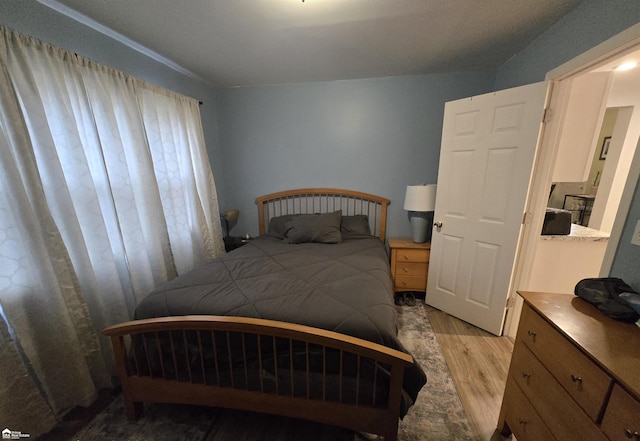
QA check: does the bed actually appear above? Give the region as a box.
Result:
[103,188,426,441]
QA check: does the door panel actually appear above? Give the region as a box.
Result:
[437,235,462,295]
[448,150,474,215]
[468,241,498,306]
[427,82,550,335]
[482,147,517,222]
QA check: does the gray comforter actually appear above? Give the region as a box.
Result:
[135,235,426,412]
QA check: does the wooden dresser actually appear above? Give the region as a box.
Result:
[388,238,430,293]
[498,291,640,441]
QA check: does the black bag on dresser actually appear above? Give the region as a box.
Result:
[574,277,640,323]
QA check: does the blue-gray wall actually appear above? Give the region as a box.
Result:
[214,73,495,237]
[493,0,640,290]
[495,0,640,90]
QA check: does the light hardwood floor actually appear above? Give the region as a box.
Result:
[426,305,515,441]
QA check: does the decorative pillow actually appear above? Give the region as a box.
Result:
[284,211,343,244]
[267,214,298,238]
[340,215,371,236]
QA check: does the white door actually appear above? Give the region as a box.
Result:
[426,82,550,335]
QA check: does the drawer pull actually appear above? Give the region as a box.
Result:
[401,281,407,286]
[570,374,582,383]
[403,267,409,272]
[624,429,639,439]
[522,372,531,379]
[402,255,409,260]
[519,419,527,425]
[527,330,536,337]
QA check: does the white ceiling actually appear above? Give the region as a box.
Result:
[41,0,585,87]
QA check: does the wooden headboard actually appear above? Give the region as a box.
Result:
[256,188,390,241]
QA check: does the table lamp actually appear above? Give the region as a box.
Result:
[404,184,437,243]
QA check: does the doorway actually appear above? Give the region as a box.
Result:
[504,24,640,336]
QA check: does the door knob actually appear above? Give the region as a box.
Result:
[434,221,443,228]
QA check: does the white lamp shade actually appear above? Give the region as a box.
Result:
[404,185,437,212]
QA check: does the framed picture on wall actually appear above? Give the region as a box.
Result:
[599,136,611,160]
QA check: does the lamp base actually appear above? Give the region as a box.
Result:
[410,215,428,243]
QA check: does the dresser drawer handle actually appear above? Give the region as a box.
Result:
[522,372,531,379]
[519,419,527,425]
[624,429,640,439]
[570,374,582,383]
[403,267,409,272]
[527,330,536,337]
[401,281,407,286]
[402,255,409,260]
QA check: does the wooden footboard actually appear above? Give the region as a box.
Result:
[103,315,413,441]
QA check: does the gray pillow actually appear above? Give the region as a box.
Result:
[284,211,343,244]
[267,214,299,238]
[340,215,371,236]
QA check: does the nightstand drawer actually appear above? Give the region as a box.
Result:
[388,238,430,294]
[509,341,608,441]
[396,249,429,263]
[395,262,428,276]
[601,385,640,441]
[518,304,612,421]
[394,275,426,291]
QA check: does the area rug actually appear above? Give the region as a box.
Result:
[68,304,474,441]
[395,304,475,441]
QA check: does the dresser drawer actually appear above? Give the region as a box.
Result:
[501,377,555,441]
[394,275,427,291]
[602,384,640,441]
[395,249,429,263]
[395,262,428,276]
[509,341,608,441]
[518,304,612,421]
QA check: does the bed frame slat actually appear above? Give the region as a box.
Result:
[256,188,390,241]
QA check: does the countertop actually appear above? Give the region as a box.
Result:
[540,223,609,242]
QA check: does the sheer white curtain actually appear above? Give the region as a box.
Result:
[135,82,221,275]
[0,26,223,437]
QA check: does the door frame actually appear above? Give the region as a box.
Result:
[504,22,640,336]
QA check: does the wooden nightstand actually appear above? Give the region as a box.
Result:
[388,238,430,293]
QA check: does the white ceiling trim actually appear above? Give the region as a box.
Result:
[36,0,205,83]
